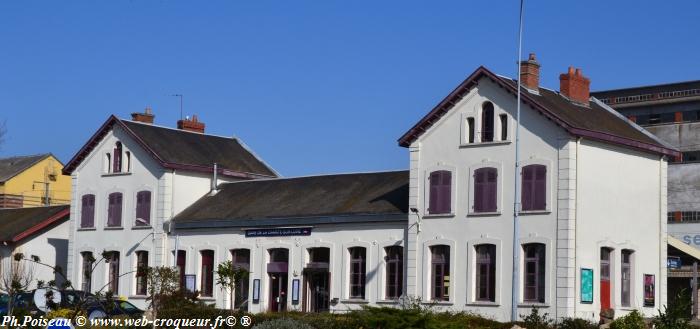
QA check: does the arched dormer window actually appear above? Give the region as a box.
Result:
[113,142,123,173]
[481,102,495,142]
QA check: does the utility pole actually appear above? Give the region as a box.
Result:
[511,0,525,322]
[33,181,50,206]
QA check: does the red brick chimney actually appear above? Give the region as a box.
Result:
[520,53,540,90]
[131,107,155,124]
[177,115,205,133]
[559,66,591,106]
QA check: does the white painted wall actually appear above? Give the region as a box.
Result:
[574,140,666,320]
[171,222,406,313]
[0,219,70,291]
[406,77,666,322]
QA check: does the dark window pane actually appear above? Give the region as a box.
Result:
[481,102,494,142]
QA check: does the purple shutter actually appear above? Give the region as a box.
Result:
[81,194,95,228]
[440,171,452,213]
[474,169,485,212]
[108,193,122,227]
[533,165,546,210]
[486,169,497,212]
[475,168,497,212]
[136,191,151,225]
[429,172,439,214]
[521,166,534,211]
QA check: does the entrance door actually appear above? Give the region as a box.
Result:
[600,248,612,311]
[306,271,330,312]
[269,273,288,312]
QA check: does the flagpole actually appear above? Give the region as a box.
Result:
[511,0,525,322]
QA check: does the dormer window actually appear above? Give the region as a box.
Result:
[113,142,123,173]
[481,102,495,142]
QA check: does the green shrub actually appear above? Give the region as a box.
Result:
[609,310,646,329]
[252,318,314,329]
[521,307,553,329]
[556,317,597,329]
[652,289,692,329]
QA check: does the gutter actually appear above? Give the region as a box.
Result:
[172,213,408,230]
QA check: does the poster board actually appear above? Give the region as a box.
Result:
[580,268,593,304]
[644,274,655,307]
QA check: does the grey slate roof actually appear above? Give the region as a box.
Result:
[173,170,408,228]
[0,205,69,242]
[591,80,700,100]
[121,120,277,177]
[0,154,51,182]
[63,116,277,178]
[500,79,662,146]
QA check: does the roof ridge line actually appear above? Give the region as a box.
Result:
[218,169,409,185]
[122,118,236,140]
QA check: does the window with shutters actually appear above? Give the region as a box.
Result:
[135,251,148,295]
[473,167,498,213]
[428,170,452,215]
[475,244,496,302]
[431,245,450,301]
[135,191,151,226]
[81,252,94,292]
[523,243,546,303]
[176,250,186,289]
[385,246,403,299]
[231,249,250,310]
[481,102,495,142]
[621,249,633,307]
[80,194,95,228]
[107,251,120,294]
[349,247,367,299]
[107,192,123,227]
[201,250,214,297]
[521,164,547,211]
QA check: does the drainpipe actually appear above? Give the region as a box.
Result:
[210,163,219,195]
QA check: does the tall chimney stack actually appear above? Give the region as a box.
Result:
[559,66,591,106]
[131,107,155,124]
[519,53,540,91]
[177,114,205,133]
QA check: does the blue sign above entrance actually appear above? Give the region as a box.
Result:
[245,227,312,238]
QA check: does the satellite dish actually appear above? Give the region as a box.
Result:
[33,288,62,313]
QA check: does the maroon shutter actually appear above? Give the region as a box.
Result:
[429,172,439,214]
[474,169,485,212]
[136,191,151,225]
[81,195,95,228]
[533,165,546,210]
[113,143,122,173]
[108,193,122,227]
[440,171,452,213]
[522,166,534,211]
[486,168,497,212]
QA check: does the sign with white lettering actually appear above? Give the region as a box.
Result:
[245,227,312,238]
[668,256,682,269]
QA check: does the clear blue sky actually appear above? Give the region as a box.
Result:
[1,1,698,177]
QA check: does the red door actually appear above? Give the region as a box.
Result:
[600,279,611,310]
[600,248,612,311]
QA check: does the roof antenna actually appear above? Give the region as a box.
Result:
[511,0,525,323]
[171,94,183,120]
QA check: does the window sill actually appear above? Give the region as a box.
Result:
[104,227,124,230]
[77,227,97,231]
[467,212,501,217]
[518,302,550,308]
[423,213,455,219]
[341,299,370,304]
[466,301,500,307]
[460,140,511,148]
[519,210,551,215]
[376,299,400,304]
[423,301,453,306]
[129,295,147,299]
[101,172,132,177]
[131,225,153,230]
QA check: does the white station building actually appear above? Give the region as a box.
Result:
[64,55,676,322]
